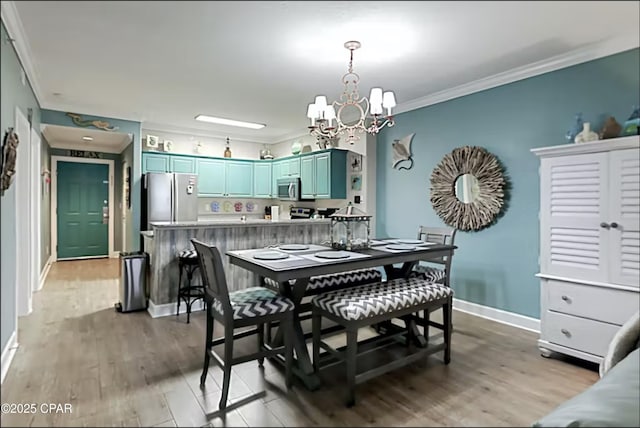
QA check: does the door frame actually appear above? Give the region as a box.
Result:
[121,160,129,252]
[51,156,115,260]
[30,128,42,293]
[15,107,32,317]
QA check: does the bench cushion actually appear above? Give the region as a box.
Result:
[264,268,383,294]
[409,265,446,283]
[312,278,453,321]
[213,287,294,320]
[178,249,198,259]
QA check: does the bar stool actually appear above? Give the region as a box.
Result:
[177,249,205,323]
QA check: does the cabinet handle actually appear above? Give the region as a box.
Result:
[600,222,610,229]
[561,295,569,301]
[610,222,618,229]
[561,328,570,336]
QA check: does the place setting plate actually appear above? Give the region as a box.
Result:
[315,251,351,259]
[278,244,310,251]
[253,251,290,260]
[385,244,417,251]
[395,239,425,245]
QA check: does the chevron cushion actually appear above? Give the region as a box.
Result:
[263,269,383,294]
[409,265,446,283]
[178,249,198,259]
[312,278,453,321]
[212,287,294,320]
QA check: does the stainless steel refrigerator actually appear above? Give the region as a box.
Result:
[142,173,198,229]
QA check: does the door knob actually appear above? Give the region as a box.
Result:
[610,222,619,229]
[600,222,610,229]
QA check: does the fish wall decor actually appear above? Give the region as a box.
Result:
[66,112,119,131]
[392,133,415,170]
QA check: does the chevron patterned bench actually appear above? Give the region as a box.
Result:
[409,265,446,283]
[263,268,383,295]
[311,278,453,407]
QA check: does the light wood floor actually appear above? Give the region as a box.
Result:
[1,259,599,427]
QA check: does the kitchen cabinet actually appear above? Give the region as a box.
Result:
[299,150,347,199]
[170,156,196,174]
[197,159,226,196]
[532,136,640,364]
[253,162,273,198]
[225,161,253,197]
[142,153,170,173]
[272,157,300,196]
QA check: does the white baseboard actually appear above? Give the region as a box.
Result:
[453,298,540,333]
[36,255,54,292]
[1,331,18,384]
[147,299,205,318]
[110,251,120,259]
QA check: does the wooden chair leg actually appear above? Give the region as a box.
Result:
[266,321,272,344]
[346,327,358,407]
[200,304,214,387]
[219,325,234,410]
[257,323,265,367]
[312,311,321,373]
[443,298,452,364]
[423,309,430,341]
[176,262,183,317]
[284,312,294,389]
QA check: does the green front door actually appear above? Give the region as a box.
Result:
[57,162,109,259]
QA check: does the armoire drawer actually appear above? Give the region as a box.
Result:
[543,311,619,357]
[545,279,638,325]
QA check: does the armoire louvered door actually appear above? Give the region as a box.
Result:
[540,152,609,282]
[608,149,640,287]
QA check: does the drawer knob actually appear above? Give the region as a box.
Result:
[600,222,610,229]
[561,328,571,337]
[561,295,569,302]
[610,222,619,229]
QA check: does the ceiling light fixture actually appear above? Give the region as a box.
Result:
[306,41,396,145]
[82,136,93,142]
[195,114,266,130]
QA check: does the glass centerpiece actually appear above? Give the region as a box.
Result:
[330,203,371,250]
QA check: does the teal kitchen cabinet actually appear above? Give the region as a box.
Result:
[225,161,254,197]
[197,158,226,196]
[170,156,196,174]
[272,157,301,195]
[253,162,273,198]
[299,150,347,199]
[142,152,170,173]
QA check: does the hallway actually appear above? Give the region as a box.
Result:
[1,259,598,427]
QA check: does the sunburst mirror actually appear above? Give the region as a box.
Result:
[430,146,505,231]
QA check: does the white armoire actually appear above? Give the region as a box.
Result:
[532,136,640,363]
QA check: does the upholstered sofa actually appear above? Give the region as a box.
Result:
[533,312,640,427]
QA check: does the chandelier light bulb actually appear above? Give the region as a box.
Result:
[306,41,396,145]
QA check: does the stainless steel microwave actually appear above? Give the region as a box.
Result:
[276,177,301,201]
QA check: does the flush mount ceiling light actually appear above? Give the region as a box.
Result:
[195,114,266,130]
[81,136,93,142]
[306,40,396,145]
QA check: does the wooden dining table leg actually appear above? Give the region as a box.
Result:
[270,278,321,390]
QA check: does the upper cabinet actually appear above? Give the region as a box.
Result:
[226,161,253,197]
[143,153,170,173]
[254,162,273,198]
[299,150,347,199]
[171,156,196,174]
[197,159,226,196]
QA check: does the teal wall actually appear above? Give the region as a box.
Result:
[1,21,41,352]
[41,109,142,251]
[376,48,640,319]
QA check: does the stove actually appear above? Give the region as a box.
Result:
[289,207,314,219]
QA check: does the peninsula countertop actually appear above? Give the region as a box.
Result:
[150,218,331,229]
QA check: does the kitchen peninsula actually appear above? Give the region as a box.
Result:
[144,218,331,315]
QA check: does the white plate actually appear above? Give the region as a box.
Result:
[396,239,425,245]
[253,251,290,260]
[315,251,351,259]
[279,244,310,251]
[386,244,416,251]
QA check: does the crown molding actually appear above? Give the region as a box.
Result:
[396,34,640,115]
[1,0,43,106]
[141,122,275,145]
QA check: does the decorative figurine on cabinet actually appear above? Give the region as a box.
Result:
[565,113,584,143]
[622,106,640,136]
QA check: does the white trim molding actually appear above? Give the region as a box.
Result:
[1,331,18,384]
[36,255,54,292]
[531,135,639,158]
[0,0,43,105]
[453,298,540,333]
[148,299,205,319]
[51,156,115,261]
[396,34,640,115]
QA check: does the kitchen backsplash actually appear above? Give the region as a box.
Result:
[197,197,352,221]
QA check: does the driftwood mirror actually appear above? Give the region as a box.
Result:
[430,146,505,231]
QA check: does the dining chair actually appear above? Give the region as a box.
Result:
[191,239,294,411]
[411,226,457,286]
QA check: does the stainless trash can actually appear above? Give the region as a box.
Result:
[116,251,148,312]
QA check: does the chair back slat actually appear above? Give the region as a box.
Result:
[416,226,456,287]
[191,239,232,315]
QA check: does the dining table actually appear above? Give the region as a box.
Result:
[226,239,457,390]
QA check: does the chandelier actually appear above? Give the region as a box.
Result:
[306,41,396,145]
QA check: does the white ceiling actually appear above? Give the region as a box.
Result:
[42,124,132,154]
[8,1,640,144]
